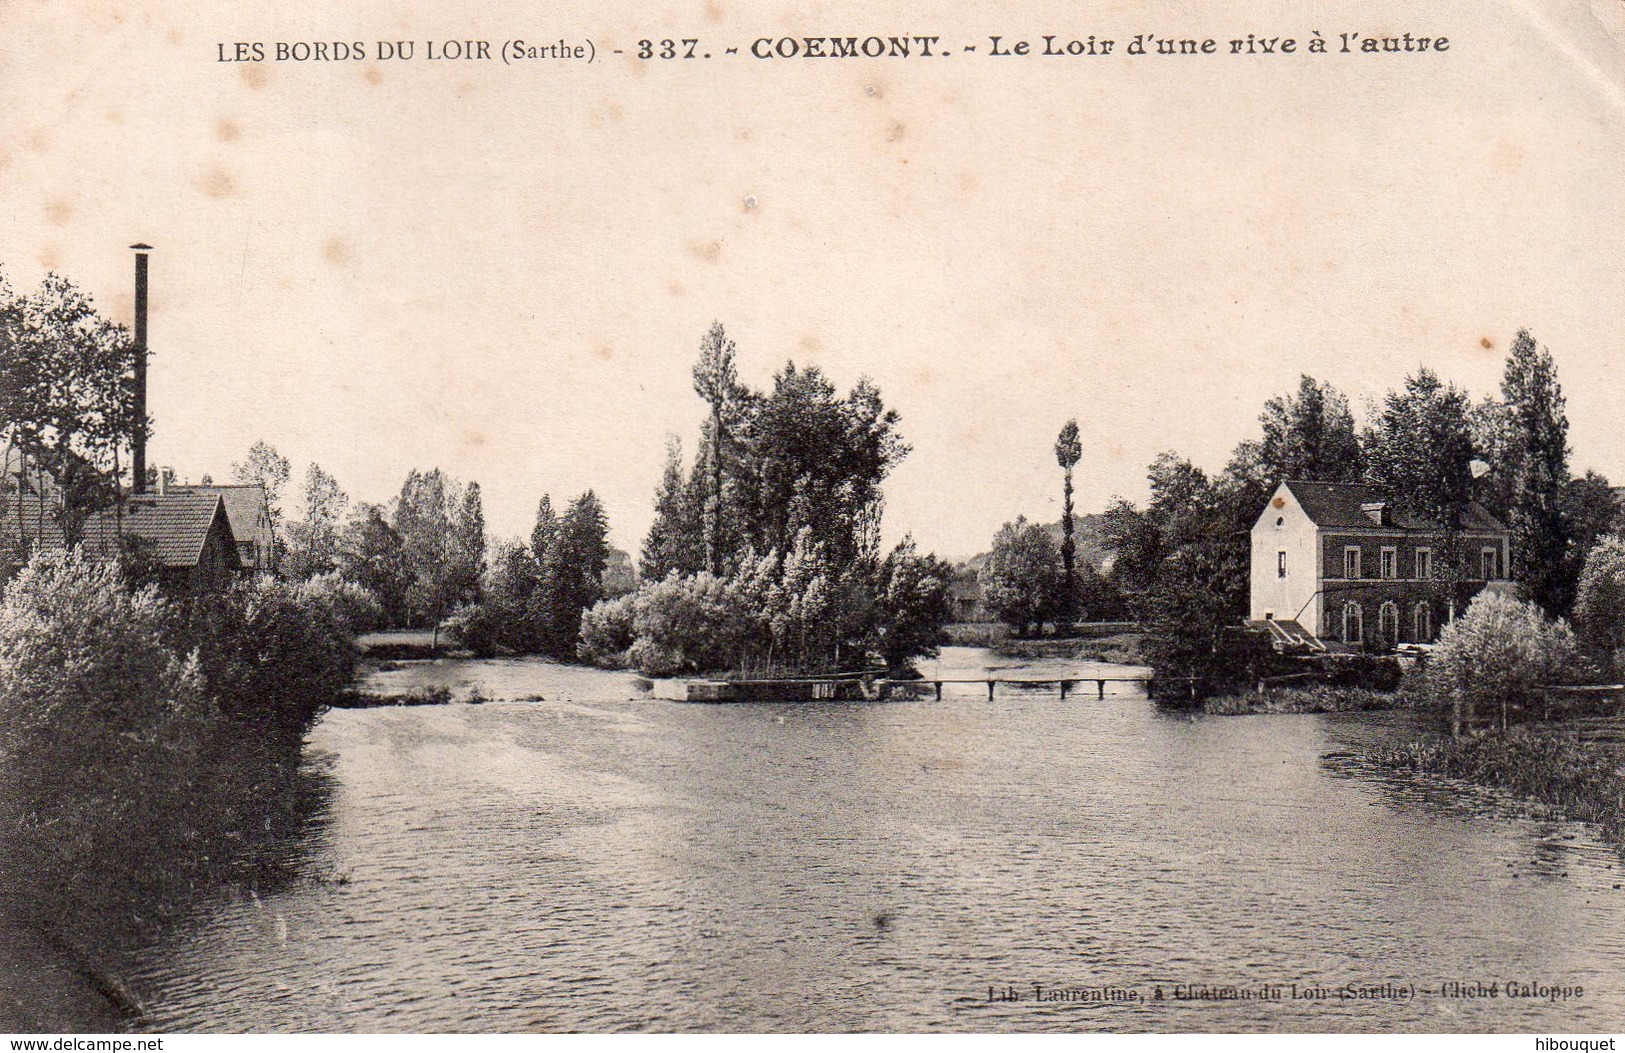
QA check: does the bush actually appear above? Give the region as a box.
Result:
[0,553,215,917]
[174,577,355,747]
[294,571,385,636]
[1430,590,1581,725]
[1574,535,1625,676]
[1321,653,1405,691]
[0,551,335,962]
[578,593,636,668]
[627,572,749,676]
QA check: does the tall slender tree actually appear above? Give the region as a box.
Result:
[1497,330,1571,613]
[691,322,739,575]
[1054,419,1082,622]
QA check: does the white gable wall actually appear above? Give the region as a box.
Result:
[1250,482,1322,636]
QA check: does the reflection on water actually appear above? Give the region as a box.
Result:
[128,648,1625,1032]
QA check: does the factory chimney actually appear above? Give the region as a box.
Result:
[130,243,151,494]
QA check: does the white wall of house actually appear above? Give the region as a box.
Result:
[1250,482,1322,636]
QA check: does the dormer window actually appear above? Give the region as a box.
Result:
[1360,501,1389,526]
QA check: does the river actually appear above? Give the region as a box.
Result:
[125,647,1625,1032]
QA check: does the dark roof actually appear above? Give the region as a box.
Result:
[174,484,272,547]
[1280,480,1506,532]
[1,492,237,568]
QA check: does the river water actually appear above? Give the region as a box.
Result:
[126,648,1625,1032]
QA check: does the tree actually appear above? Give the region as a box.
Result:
[1363,369,1477,614]
[733,364,906,570]
[1,273,145,546]
[392,468,470,649]
[1573,535,1625,677]
[641,436,704,581]
[1054,419,1082,621]
[451,480,486,606]
[525,490,612,658]
[1495,331,1572,614]
[980,517,1063,636]
[874,536,955,671]
[1561,471,1619,606]
[232,441,291,553]
[692,322,741,575]
[337,503,409,627]
[1254,375,1364,484]
[283,463,349,579]
[1431,590,1579,732]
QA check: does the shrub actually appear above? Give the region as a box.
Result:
[1430,590,1581,725]
[0,549,353,995]
[294,571,385,636]
[1574,535,1625,676]
[578,593,636,668]
[0,554,221,949]
[627,571,748,676]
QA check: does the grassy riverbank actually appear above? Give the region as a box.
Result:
[1202,684,1406,715]
[987,632,1146,665]
[1370,728,1625,847]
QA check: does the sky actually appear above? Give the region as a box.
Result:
[3,0,1623,561]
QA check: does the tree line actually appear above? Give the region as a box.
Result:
[1061,331,1620,677]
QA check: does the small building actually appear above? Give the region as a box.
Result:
[1,489,241,593]
[1249,480,1512,649]
[173,483,276,573]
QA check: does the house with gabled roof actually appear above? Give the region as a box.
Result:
[1,485,241,593]
[173,483,276,573]
[1249,479,1512,650]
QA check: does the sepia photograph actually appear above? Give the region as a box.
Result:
[3,0,1625,1039]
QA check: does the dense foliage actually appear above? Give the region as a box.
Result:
[1428,591,1579,727]
[449,491,610,658]
[0,271,144,545]
[0,550,354,964]
[979,517,1063,636]
[1573,534,1625,677]
[618,324,947,676]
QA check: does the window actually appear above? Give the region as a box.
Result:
[1343,602,1364,644]
[1378,602,1399,648]
[1481,547,1499,580]
[1380,547,1397,580]
[1277,551,1287,579]
[1343,546,1362,580]
[1415,548,1432,580]
[1414,602,1433,643]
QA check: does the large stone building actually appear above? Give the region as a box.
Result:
[1249,480,1512,649]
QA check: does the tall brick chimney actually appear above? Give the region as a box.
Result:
[131,243,151,494]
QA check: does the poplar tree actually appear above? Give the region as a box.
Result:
[1054,419,1082,622]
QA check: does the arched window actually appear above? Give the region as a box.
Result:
[1343,602,1364,645]
[1414,602,1433,643]
[1378,602,1399,648]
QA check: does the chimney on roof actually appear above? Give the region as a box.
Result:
[130,243,152,495]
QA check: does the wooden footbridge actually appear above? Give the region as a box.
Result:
[651,673,1204,703]
[874,675,1202,702]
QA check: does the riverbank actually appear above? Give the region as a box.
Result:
[990,633,1145,665]
[1202,684,1407,716]
[1370,727,1625,848]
